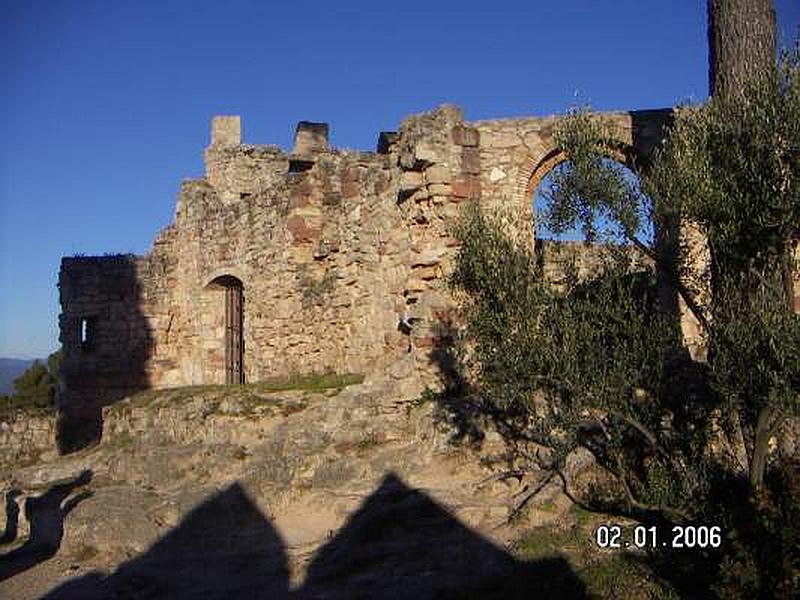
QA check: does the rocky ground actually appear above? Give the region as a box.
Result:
[0,376,587,599]
[1,377,670,599]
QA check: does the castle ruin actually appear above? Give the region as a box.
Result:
[57,105,676,438]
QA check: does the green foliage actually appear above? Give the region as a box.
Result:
[47,350,62,386]
[651,52,800,275]
[646,49,800,493]
[711,459,800,599]
[712,273,800,417]
[511,507,677,599]
[650,51,800,384]
[547,111,650,244]
[0,349,62,418]
[444,39,800,599]
[451,204,711,523]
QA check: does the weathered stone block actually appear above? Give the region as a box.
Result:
[410,250,442,267]
[451,175,480,199]
[483,131,519,149]
[414,143,438,166]
[289,180,313,208]
[451,125,479,147]
[211,116,241,147]
[287,215,318,244]
[323,191,342,206]
[400,171,423,190]
[425,165,451,184]
[427,183,451,196]
[405,278,427,293]
[488,167,507,182]
[414,266,439,280]
[341,168,360,198]
[461,147,480,174]
[411,189,430,203]
[292,121,330,156]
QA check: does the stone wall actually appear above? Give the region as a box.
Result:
[59,255,158,412]
[0,411,56,467]
[57,104,677,419]
[470,109,671,213]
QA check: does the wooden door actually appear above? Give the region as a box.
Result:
[224,285,244,384]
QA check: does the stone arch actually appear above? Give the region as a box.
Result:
[202,266,246,290]
[206,274,244,291]
[200,274,245,385]
[520,140,642,238]
[521,142,637,206]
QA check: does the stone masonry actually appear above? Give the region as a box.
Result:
[58,104,708,426]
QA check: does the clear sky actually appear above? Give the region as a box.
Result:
[1,1,798,359]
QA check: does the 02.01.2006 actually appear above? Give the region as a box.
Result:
[595,524,722,549]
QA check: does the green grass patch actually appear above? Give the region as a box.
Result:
[333,432,387,455]
[569,503,595,527]
[111,373,364,413]
[512,523,587,561]
[537,499,559,513]
[579,555,678,600]
[251,372,364,394]
[511,511,677,599]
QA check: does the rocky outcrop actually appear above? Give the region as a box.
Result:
[0,381,572,598]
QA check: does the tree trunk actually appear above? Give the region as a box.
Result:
[708,0,776,101]
[750,404,779,490]
[707,1,781,494]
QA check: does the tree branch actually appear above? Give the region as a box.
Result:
[609,410,671,461]
[505,471,556,523]
[627,233,712,335]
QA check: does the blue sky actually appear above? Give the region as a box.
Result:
[1,1,798,359]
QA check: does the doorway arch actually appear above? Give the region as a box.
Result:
[205,275,245,384]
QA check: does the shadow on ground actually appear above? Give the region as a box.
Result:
[0,489,24,544]
[0,470,93,583]
[39,473,587,599]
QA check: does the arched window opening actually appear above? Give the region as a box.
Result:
[531,158,653,247]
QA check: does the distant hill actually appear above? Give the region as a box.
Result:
[0,358,38,395]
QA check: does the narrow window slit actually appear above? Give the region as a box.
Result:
[79,317,94,349]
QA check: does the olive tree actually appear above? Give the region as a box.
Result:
[443,44,799,596]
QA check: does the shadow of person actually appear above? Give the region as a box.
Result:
[0,489,24,545]
[41,482,290,600]
[42,475,587,599]
[0,470,93,582]
[296,472,587,599]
